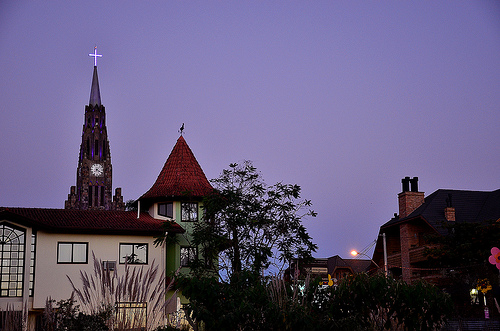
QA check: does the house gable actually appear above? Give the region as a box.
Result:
[374,182,500,283]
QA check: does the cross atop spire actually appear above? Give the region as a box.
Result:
[89,46,102,67]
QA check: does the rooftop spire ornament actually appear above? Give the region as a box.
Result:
[179,123,185,135]
[89,46,102,66]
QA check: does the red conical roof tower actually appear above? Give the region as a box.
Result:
[140,136,213,201]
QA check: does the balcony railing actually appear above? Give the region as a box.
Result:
[386,244,440,268]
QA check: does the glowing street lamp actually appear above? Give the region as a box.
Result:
[351,233,389,276]
[351,250,381,268]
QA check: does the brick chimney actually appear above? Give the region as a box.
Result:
[398,177,425,218]
[444,193,455,221]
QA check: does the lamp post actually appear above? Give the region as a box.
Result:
[351,233,388,276]
[381,233,388,276]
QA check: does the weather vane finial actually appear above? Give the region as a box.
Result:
[179,123,185,135]
[89,46,102,67]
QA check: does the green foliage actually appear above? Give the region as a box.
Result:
[178,271,282,331]
[426,220,500,270]
[177,272,452,331]
[175,160,451,329]
[194,161,317,279]
[124,199,137,211]
[154,221,181,247]
[43,297,108,331]
[317,273,453,330]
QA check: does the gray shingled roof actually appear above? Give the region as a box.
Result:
[381,189,500,235]
[327,255,372,274]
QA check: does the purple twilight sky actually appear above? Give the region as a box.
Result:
[1,1,499,259]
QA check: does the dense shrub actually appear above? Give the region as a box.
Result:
[178,272,452,331]
[43,297,108,331]
[314,273,453,330]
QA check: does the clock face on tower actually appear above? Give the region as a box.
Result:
[90,163,104,176]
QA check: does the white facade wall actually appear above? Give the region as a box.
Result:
[33,231,165,309]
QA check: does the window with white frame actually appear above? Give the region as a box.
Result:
[158,202,173,218]
[181,202,198,222]
[119,244,148,264]
[57,242,88,264]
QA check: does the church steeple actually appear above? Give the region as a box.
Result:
[65,48,123,210]
[89,66,101,107]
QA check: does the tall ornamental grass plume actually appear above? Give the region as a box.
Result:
[67,252,178,331]
[1,303,25,331]
[268,268,311,310]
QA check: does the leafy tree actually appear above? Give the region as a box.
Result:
[194,161,317,280]
[177,272,271,331]
[174,158,453,329]
[425,220,500,272]
[124,199,137,211]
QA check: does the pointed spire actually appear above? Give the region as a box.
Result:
[89,66,101,107]
[140,136,213,200]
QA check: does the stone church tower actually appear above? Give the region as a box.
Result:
[65,52,124,210]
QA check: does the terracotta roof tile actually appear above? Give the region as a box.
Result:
[0,207,184,235]
[140,136,213,200]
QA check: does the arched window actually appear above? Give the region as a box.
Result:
[94,139,99,160]
[100,186,105,207]
[88,184,93,207]
[0,224,25,297]
[95,186,99,207]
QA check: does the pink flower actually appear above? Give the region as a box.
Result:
[488,247,500,270]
